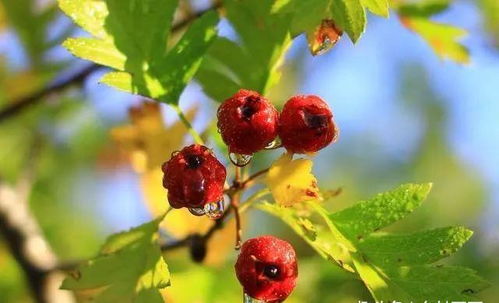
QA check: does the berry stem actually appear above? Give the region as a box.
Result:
[162,168,270,255]
[231,193,243,250]
[232,166,243,249]
[173,105,204,145]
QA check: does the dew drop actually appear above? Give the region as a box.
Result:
[229,153,252,167]
[204,198,225,220]
[188,207,205,216]
[264,137,282,150]
[243,293,266,303]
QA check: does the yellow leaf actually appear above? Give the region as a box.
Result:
[111,101,196,172]
[266,152,320,207]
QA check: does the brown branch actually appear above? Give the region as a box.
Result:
[0,1,223,123]
[0,178,73,303]
[0,64,101,122]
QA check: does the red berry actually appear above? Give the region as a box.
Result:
[235,235,298,303]
[217,89,279,155]
[278,95,338,153]
[162,144,226,209]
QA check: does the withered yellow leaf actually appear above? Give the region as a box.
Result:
[266,152,320,207]
[111,101,196,172]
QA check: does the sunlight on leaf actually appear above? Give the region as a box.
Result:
[60,0,218,104]
[266,152,320,207]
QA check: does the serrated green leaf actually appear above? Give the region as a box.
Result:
[196,0,291,101]
[401,17,470,64]
[261,183,488,301]
[63,38,126,70]
[358,227,473,266]
[58,0,108,38]
[60,0,219,104]
[330,0,366,43]
[362,0,389,17]
[61,216,170,303]
[330,183,432,241]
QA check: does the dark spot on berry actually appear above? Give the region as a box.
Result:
[240,96,260,120]
[305,189,318,197]
[303,110,329,130]
[186,154,203,169]
[263,264,280,279]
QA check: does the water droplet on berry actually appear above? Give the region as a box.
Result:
[264,137,282,150]
[204,198,225,219]
[243,293,266,303]
[188,207,205,216]
[229,153,252,167]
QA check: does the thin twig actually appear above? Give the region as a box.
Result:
[239,168,270,189]
[160,167,270,253]
[0,64,100,122]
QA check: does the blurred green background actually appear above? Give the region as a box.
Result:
[0,0,498,302]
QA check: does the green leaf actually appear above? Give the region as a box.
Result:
[396,0,451,17]
[401,17,470,64]
[362,0,389,17]
[259,183,489,301]
[60,0,219,104]
[288,0,332,36]
[196,0,292,101]
[61,216,170,303]
[330,0,366,43]
[329,183,432,241]
[357,227,473,266]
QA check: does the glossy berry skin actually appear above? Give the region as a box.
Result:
[217,89,279,155]
[162,144,226,209]
[235,235,298,303]
[278,95,338,153]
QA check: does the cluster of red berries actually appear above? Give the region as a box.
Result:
[161,89,337,302]
[218,89,338,156]
[162,89,338,212]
